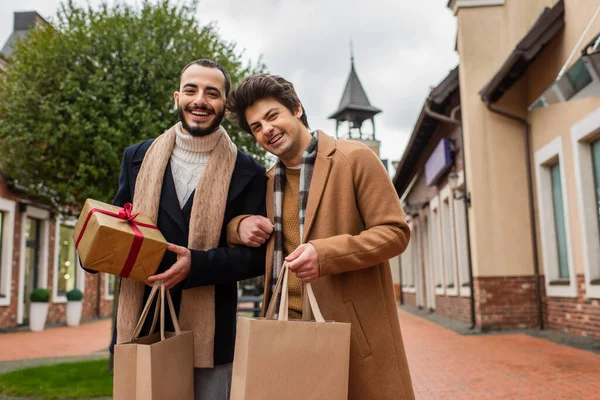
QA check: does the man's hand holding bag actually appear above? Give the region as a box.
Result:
[231,262,351,400]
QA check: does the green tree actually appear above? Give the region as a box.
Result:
[0,0,267,213]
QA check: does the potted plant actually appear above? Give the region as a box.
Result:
[29,288,50,332]
[66,288,83,327]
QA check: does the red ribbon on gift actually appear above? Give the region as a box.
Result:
[76,202,159,278]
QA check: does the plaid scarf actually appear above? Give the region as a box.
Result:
[272,131,319,282]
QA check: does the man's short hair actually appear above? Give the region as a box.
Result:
[179,59,231,98]
[226,74,309,134]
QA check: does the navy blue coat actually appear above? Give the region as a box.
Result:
[107,138,267,365]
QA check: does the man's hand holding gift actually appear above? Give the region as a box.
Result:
[148,243,191,289]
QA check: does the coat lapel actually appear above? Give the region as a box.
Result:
[263,173,275,315]
[159,163,188,235]
[302,131,335,243]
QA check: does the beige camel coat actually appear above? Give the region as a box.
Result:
[232,131,415,399]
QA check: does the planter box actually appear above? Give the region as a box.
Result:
[67,301,83,327]
[30,303,49,332]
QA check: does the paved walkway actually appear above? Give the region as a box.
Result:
[399,310,600,399]
[0,319,111,363]
[1,313,599,399]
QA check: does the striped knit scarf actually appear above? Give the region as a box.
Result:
[272,131,318,282]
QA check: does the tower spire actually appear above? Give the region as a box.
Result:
[328,45,381,140]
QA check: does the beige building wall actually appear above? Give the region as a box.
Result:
[528,99,600,277]
[455,0,558,278]
[496,0,600,278]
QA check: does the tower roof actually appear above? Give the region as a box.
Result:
[328,58,381,121]
[1,11,50,58]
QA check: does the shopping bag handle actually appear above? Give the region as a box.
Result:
[130,281,182,341]
[265,262,325,323]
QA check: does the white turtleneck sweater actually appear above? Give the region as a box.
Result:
[170,123,221,208]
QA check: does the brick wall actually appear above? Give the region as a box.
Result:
[0,181,19,328]
[474,276,538,330]
[0,180,113,330]
[435,294,471,323]
[46,272,113,324]
[403,292,417,306]
[544,275,600,340]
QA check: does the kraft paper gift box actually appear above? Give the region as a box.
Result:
[73,198,167,283]
[230,263,351,400]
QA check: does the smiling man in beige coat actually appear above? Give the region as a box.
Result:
[226,74,415,400]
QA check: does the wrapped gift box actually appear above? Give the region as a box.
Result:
[73,199,167,283]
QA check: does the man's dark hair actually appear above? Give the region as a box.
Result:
[179,59,231,98]
[226,74,309,134]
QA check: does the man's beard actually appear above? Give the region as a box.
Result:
[178,103,225,137]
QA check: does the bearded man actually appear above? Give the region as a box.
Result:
[109,59,267,400]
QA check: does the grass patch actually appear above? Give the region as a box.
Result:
[0,359,112,399]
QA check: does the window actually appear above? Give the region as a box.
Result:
[441,198,455,290]
[105,273,116,299]
[18,206,50,324]
[422,214,435,309]
[401,231,413,290]
[412,224,424,306]
[0,199,16,306]
[57,225,77,295]
[433,209,442,289]
[550,164,570,279]
[592,139,600,270]
[430,197,444,294]
[566,58,593,94]
[571,108,600,298]
[53,217,85,303]
[535,137,576,297]
[451,171,471,296]
[23,218,41,320]
[401,220,417,294]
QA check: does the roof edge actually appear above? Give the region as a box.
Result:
[479,0,565,103]
[393,67,460,194]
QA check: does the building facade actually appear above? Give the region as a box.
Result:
[0,12,113,330]
[394,0,600,338]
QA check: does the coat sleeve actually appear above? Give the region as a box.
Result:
[309,146,411,277]
[225,214,251,247]
[183,170,267,287]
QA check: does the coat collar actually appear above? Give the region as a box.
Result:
[264,130,335,293]
[302,131,334,243]
[265,130,336,179]
[160,162,188,235]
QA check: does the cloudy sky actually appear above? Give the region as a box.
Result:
[0,0,459,163]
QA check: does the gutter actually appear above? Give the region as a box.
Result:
[424,99,477,330]
[484,102,544,330]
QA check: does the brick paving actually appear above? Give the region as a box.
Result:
[398,309,600,399]
[0,312,599,399]
[0,319,111,362]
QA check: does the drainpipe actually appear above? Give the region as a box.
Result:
[484,101,544,330]
[424,100,477,330]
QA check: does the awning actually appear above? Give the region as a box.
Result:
[479,0,565,104]
[529,33,600,109]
